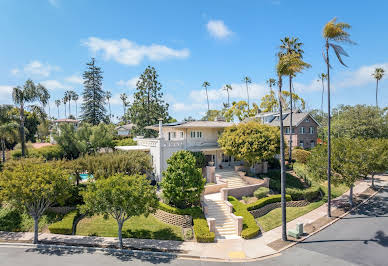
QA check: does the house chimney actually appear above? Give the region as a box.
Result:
[158,118,163,139]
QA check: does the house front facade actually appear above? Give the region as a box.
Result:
[250,110,320,149]
[116,120,241,181]
[115,124,135,136]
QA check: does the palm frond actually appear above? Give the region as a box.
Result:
[329,43,348,67]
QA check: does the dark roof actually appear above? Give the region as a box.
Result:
[269,112,320,127]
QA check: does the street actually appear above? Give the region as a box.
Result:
[0,187,387,266]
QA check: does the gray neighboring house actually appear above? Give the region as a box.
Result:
[247,110,320,149]
[116,124,135,136]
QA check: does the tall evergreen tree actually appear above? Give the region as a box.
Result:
[128,66,169,137]
[81,58,106,125]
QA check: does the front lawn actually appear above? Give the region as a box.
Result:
[76,214,183,241]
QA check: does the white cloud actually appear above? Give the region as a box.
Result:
[189,82,267,103]
[206,20,233,39]
[172,102,204,112]
[110,93,133,105]
[48,0,59,7]
[336,63,388,88]
[64,75,83,85]
[12,60,60,77]
[40,80,66,90]
[0,85,13,103]
[294,79,322,93]
[116,77,139,88]
[82,37,190,66]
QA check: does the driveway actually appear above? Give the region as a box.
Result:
[0,187,387,266]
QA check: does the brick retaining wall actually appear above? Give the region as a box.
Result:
[249,200,309,218]
[152,209,192,228]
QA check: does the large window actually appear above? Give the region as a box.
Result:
[191,131,203,138]
[309,127,314,134]
[285,127,290,134]
[299,127,305,134]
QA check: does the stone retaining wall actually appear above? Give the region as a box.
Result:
[47,206,76,214]
[152,209,192,228]
[249,200,309,218]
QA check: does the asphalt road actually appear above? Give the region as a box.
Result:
[0,187,387,266]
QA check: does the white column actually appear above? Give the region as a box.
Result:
[158,118,163,139]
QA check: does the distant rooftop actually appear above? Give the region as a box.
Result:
[53,118,79,123]
[146,120,235,130]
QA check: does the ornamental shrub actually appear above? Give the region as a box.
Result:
[253,187,269,199]
[113,138,137,146]
[292,149,311,164]
[190,151,207,169]
[161,151,205,209]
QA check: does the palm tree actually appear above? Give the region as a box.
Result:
[243,76,252,111]
[279,37,308,164]
[64,91,72,116]
[72,92,79,119]
[62,96,68,118]
[317,73,328,112]
[276,52,310,241]
[106,91,112,119]
[0,105,18,163]
[12,80,45,157]
[120,93,128,120]
[372,68,385,108]
[323,17,353,217]
[266,78,277,111]
[223,84,232,108]
[202,81,211,112]
[55,100,61,118]
[37,84,50,119]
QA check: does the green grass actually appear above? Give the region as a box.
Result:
[76,214,183,241]
[256,201,325,232]
[256,183,349,232]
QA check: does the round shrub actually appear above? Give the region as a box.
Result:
[292,149,311,164]
[253,187,269,199]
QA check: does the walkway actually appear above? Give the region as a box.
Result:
[215,168,247,188]
[1,175,386,261]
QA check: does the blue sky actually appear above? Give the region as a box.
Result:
[1,0,387,121]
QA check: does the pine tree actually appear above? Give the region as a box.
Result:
[128,66,169,137]
[81,58,107,125]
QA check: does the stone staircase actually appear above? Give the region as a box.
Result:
[203,193,239,239]
[216,168,248,188]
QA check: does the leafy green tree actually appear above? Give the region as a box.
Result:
[372,67,385,108]
[323,17,354,217]
[12,80,47,156]
[260,90,305,113]
[202,81,211,112]
[0,105,18,163]
[218,122,280,168]
[223,101,259,122]
[308,138,363,207]
[201,109,222,121]
[161,151,205,209]
[81,58,107,125]
[0,158,71,244]
[190,151,207,169]
[81,174,158,249]
[359,139,388,188]
[128,66,169,137]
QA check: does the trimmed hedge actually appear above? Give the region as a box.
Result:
[228,196,260,239]
[246,194,292,211]
[113,138,137,146]
[287,185,322,202]
[48,211,78,235]
[253,187,269,199]
[158,202,215,243]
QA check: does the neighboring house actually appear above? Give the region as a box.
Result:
[248,110,320,149]
[115,124,135,136]
[116,120,241,181]
[49,119,80,144]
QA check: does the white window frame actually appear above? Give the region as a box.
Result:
[309,127,314,134]
[299,127,305,134]
[285,127,290,134]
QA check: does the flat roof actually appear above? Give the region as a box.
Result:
[115,145,150,151]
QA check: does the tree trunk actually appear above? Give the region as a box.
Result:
[246,82,250,112]
[118,221,124,249]
[20,104,26,157]
[109,101,111,120]
[69,101,71,117]
[278,76,287,241]
[76,101,78,120]
[1,139,6,163]
[64,104,67,118]
[227,91,230,108]
[33,216,39,244]
[288,75,293,164]
[376,79,379,108]
[371,173,375,188]
[349,185,353,207]
[206,88,209,112]
[321,78,325,113]
[326,40,332,218]
[57,107,59,119]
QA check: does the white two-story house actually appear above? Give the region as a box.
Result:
[116,120,240,182]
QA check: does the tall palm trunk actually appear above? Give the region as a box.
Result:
[19,104,26,157]
[1,138,6,163]
[376,79,379,108]
[206,88,210,111]
[288,75,293,163]
[75,101,78,119]
[326,40,332,217]
[278,76,287,241]
[227,90,230,108]
[57,107,59,118]
[64,103,67,118]
[321,78,325,112]
[246,82,250,111]
[48,104,51,118]
[108,100,112,119]
[68,101,71,117]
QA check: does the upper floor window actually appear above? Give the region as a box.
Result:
[299,127,305,134]
[305,118,310,123]
[285,127,290,134]
[180,132,184,138]
[197,131,202,138]
[172,132,176,138]
[309,127,314,134]
[191,131,202,138]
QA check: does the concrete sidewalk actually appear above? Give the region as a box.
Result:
[1,175,387,261]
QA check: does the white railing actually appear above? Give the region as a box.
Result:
[136,138,159,147]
